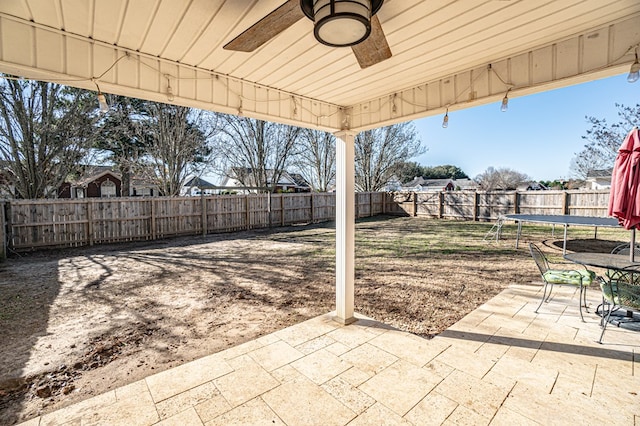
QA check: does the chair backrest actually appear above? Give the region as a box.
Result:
[610,243,640,255]
[529,243,550,275]
[608,264,640,285]
[617,281,640,311]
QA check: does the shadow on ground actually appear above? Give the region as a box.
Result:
[0,259,61,425]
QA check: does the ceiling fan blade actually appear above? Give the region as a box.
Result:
[224,0,304,52]
[351,15,392,69]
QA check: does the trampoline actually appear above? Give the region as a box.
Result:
[502,214,621,254]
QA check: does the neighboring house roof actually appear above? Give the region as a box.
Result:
[586,168,613,179]
[401,177,479,191]
[74,170,121,187]
[583,169,612,190]
[130,176,157,187]
[452,178,478,190]
[68,165,157,188]
[288,173,311,189]
[184,176,216,189]
[517,181,548,191]
[224,168,310,189]
[402,177,454,191]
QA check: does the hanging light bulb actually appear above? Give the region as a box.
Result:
[501,88,511,112]
[442,108,449,128]
[97,92,109,113]
[628,51,640,83]
[93,81,109,113]
[166,76,175,101]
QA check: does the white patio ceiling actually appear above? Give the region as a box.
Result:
[0,0,639,132]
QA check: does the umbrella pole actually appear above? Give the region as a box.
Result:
[631,228,636,262]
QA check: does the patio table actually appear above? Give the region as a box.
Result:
[506,214,620,254]
[563,252,640,271]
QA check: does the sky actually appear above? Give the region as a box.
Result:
[413,73,640,182]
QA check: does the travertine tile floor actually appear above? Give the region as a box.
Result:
[19,284,639,425]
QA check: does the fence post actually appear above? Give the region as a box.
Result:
[310,193,315,223]
[438,192,444,218]
[474,192,479,221]
[0,201,5,260]
[382,192,386,214]
[563,191,569,215]
[4,202,12,255]
[369,192,373,217]
[513,191,519,214]
[412,192,417,217]
[245,195,251,230]
[87,199,94,246]
[150,198,156,240]
[201,193,207,236]
[281,194,285,226]
[268,192,272,228]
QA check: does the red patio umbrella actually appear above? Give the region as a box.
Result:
[608,126,640,260]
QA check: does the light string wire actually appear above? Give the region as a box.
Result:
[356,42,640,118]
[133,55,341,122]
[1,15,638,125]
[0,43,341,123]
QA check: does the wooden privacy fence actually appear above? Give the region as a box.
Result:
[387,190,611,220]
[3,192,389,253]
[0,189,611,256]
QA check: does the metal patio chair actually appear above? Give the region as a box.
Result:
[610,243,640,256]
[599,266,640,343]
[529,243,596,321]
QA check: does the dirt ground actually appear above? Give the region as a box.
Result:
[0,216,624,425]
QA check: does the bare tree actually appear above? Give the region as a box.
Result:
[475,166,529,190]
[94,95,154,196]
[355,122,424,192]
[212,116,301,192]
[139,103,211,196]
[570,103,640,178]
[292,129,335,192]
[0,78,96,198]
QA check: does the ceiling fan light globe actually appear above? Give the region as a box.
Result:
[313,0,372,47]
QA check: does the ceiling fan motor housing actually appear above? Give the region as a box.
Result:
[301,0,384,47]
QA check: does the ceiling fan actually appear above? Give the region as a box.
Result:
[223,0,392,69]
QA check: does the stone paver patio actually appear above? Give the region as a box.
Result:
[19,283,639,425]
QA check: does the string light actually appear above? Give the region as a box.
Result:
[165,75,175,101]
[93,81,109,113]
[442,107,449,128]
[501,88,511,112]
[391,93,397,115]
[628,49,640,83]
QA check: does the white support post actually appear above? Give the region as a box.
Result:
[334,130,356,325]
